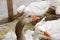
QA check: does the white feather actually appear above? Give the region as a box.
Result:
[35,18,60,40]
[17,5,26,13]
[24,1,50,16]
[35,16,46,28]
[45,0,60,9]
[56,6,60,14]
[2,31,17,40]
[24,29,34,40]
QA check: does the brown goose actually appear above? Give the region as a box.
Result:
[15,14,29,40]
[15,13,43,40]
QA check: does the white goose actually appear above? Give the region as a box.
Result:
[33,17,49,40]
[34,17,60,40]
[24,1,50,16]
[16,1,50,17]
[2,31,17,40]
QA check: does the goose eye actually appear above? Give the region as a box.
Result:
[40,30,43,32]
[28,15,31,17]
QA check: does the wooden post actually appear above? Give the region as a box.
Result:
[0,0,19,24]
[7,0,14,22]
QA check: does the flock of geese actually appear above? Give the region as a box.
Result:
[2,0,60,40]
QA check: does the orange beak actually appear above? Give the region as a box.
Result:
[44,31,50,38]
[31,15,40,22]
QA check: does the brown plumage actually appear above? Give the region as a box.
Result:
[15,14,34,40]
[45,14,60,21]
[15,15,27,40]
[15,20,24,40]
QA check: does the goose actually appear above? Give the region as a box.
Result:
[24,1,50,16]
[33,26,50,40]
[16,1,50,17]
[15,14,35,40]
[33,17,50,40]
[15,16,48,40]
[34,17,60,40]
[2,31,17,40]
[15,14,60,40]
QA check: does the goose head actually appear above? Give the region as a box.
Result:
[34,26,51,39]
[16,4,43,24]
[20,12,43,25]
[33,17,51,39]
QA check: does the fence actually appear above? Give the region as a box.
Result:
[0,0,41,24]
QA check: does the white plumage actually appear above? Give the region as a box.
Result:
[17,5,26,13]
[24,30,34,40]
[24,1,50,16]
[35,17,60,40]
[17,1,50,16]
[45,0,60,9]
[2,31,17,40]
[33,17,49,40]
[56,6,60,14]
[45,0,60,15]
